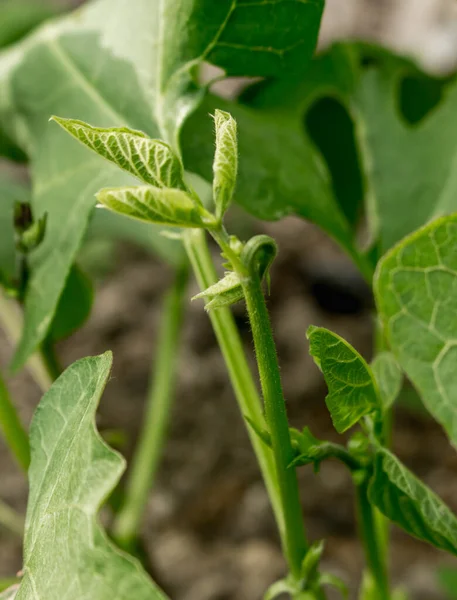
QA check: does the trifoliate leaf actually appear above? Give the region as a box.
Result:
[51,118,185,190]
[369,448,457,556]
[13,352,168,600]
[96,185,214,229]
[212,110,237,220]
[307,326,381,433]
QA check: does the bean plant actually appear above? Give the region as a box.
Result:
[1,1,457,599]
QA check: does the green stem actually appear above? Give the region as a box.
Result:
[0,292,52,392]
[183,229,284,542]
[112,265,188,549]
[0,370,30,471]
[0,498,24,537]
[237,258,307,580]
[40,335,63,382]
[355,477,390,600]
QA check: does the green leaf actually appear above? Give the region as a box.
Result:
[0,0,324,369]
[369,448,457,556]
[192,271,243,310]
[183,94,358,272]
[0,172,29,281]
[307,326,381,433]
[49,264,93,341]
[0,0,61,49]
[0,586,18,600]
[13,352,167,600]
[264,579,292,600]
[437,566,457,598]
[371,352,403,410]
[212,110,238,220]
[50,118,185,189]
[354,51,457,251]
[374,214,457,446]
[97,185,214,229]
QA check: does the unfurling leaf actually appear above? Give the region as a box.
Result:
[371,352,403,410]
[375,214,457,447]
[13,202,47,254]
[13,352,167,600]
[369,448,457,556]
[192,271,243,310]
[96,185,215,229]
[301,540,324,585]
[307,326,381,433]
[51,118,184,189]
[213,110,237,220]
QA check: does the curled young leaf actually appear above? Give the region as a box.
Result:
[213,110,238,220]
[241,234,277,281]
[369,448,457,556]
[96,185,215,229]
[51,118,185,190]
[192,271,243,310]
[307,326,381,433]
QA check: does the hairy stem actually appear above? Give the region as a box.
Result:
[0,292,52,392]
[356,477,390,600]
[0,371,30,471]
[113,265,188,549]
[236,260,308,580]
[0,498,24,537]
[183,229,284,541]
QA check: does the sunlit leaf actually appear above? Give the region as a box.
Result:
[212,110,238,220]
[97,185,213,228]
[13,352,168,600]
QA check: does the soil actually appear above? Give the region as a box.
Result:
[2,216,457,599]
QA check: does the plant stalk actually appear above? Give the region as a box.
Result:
[355,477,390,600]
[0,498,25,537]
[236,259,308,580]
[113,264,188,549]
[0,370,30,471]
[0,292,52,392]
[183,229,285,541]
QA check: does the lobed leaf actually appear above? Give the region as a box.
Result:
[212,110,238,219]
[13,352,168,600]
[51,118,185,189]
[97,185,213,229]
[307,326,381,433]
[371,352,403,410]
[374,214,457,447]
[369,448,457,556]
